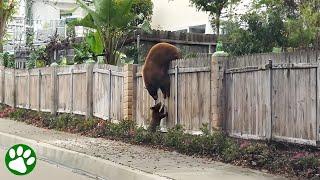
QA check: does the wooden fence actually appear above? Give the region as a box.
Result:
[0,50,320,146]
[224,51,320,145]
[0,64,124,121]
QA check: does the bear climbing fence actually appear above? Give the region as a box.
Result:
[0,50,320,146]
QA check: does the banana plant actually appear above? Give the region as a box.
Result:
[85,31,104,60]
[70,0,136,65]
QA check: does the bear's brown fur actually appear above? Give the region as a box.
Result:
[149,102,167,132]
[142,43,181,100]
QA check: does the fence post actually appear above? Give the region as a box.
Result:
[211,54,228,131]
[27,69,30,109]
[13,68,16,108]
[50,66,57,115]
[85,64,94,119]
[70,68,74,114]
[266,60,273,140]
[174,65,179,125]
[123,64,135,120]
[38,69,41,111]
[0,66,5,104]
[317,57,320,145]
[108,69,112,120]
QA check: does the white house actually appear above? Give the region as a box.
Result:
[5,0,87,52]
[150,0,252,34]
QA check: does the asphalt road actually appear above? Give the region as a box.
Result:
[0,148,99,180]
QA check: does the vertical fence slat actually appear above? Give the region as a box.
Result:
[1,67,5,103]
[70,68,74,114]
[12,68,16,108]
[175,65,179,125]
[267,60,273,140]
[108,69,112,121]
[38,70,41,111]
[27,70,30,109]
[317,61,320,143]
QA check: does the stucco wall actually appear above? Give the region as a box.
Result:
[151,0,214,34]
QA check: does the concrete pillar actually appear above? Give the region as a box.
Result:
[50,66,57,115]
[211,54,228,131]
[85,64,94,119]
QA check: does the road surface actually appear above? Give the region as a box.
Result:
[0,148,99,180]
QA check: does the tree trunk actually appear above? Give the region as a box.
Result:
[0,43,3,53]
[0,19,4,53]
[215,12,221,37]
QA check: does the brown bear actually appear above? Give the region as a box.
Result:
[142,43,181,100]
[149,102,168,132]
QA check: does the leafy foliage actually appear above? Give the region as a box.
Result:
[86,31,104,58]
[0,52,14,68]
[130,0,153,27]
[221,11,286,55]
[0,0,16,52]
[70,0,135,65]
[27,47,47,69]
[189,0,239,36]
[220,0,319,55]
[72,42,91,64]
[70,0,152,65]
[285,1,320,48]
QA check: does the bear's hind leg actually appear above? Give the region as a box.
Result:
[160,76,170,99]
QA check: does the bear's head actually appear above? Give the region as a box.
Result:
[149,102,168,132]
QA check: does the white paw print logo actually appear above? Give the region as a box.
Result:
[5,144,37,175]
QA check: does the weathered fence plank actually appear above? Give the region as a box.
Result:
[93,64,124,121]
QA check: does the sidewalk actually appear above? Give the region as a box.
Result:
[0,118,286,180]
[0,148,96,180]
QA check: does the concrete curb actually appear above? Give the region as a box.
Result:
[0,132,170,180]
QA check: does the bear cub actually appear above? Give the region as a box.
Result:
[149,102,168,132]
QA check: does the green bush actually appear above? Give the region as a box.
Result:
[1,52,15,68]
[42,116,57,129]
[164,125,186,149]
[220,138,240,162]
[134,127,151,143]
[27,47,47,69]
[105,120,136,138]
[292,156,319,171]
[9,109,28,121]
[241,143,273,167]
[55,114,72,130]
[79,118,99,132]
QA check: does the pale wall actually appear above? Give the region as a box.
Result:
[151,0,214,34]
